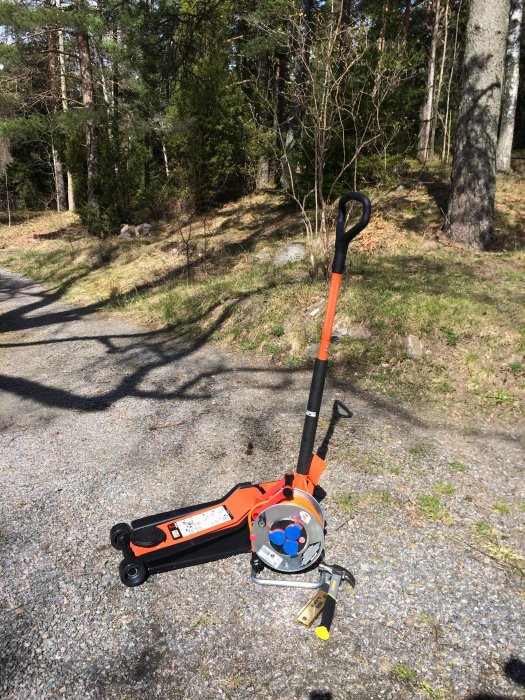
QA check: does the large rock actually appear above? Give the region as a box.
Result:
[120,224,136,237]
[136,223,152,237]
[404,334,425,359]
[117,230,132,241]
[273,242,306,267]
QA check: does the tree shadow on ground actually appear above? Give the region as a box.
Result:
[466,657,525,700]
[0,270,521,447]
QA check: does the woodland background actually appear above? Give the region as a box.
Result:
[0,0,524,262]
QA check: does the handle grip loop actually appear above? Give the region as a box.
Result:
[332,192,372,274]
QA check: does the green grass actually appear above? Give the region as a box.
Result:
[441,326,459,347]
[448,460,468,473]
[335,490,395,514]
[434,483,456,496]
[417,496,450,522]
[391,664,417,683]
[475,521,495,538]
[473,521,525,576]
[409,445,426,457]
[421,680,448,699]
[492,499,510,515]
[508,361,523,375]
[335,493,360,513]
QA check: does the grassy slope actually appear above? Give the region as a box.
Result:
[1,165,524,419]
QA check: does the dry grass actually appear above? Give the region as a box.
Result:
[1,169,524,418]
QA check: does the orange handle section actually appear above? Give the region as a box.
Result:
[317,273,342,361]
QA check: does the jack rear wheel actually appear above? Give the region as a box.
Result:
[110,522,132,551]
[119,559,148,587]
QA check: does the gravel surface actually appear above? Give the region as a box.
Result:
[1,267,524,700]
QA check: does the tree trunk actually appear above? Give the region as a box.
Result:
[496,0,523,173]
[441,0,463,163]
[255,51,271,189]
[430,0,449,157]
[274,52,288,189]
[282,0,313,189]
[56,0,75,211]
[446,0,511,248]
[51,143,66,211]
[77,26,97,210]
[417,0,441,163]
[342,0,352,27]
[47,18,67,211]
[378,1,389,52]
[401,0,411,42]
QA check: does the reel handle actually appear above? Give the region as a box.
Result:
[315,594,336,640]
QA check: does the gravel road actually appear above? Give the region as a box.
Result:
[1,267,524,700]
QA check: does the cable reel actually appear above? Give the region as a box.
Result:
[250,490,325,574]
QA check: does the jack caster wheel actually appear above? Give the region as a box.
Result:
[119,559,148,587]
[110,522,132,551]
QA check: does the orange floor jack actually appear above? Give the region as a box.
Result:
[110,192,371,639]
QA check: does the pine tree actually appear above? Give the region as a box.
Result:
[446,0,511,248]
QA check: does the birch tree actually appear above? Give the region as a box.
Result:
[496,0,523,173]
[417,0,441,163]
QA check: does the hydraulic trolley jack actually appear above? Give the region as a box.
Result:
[110,192,371,639]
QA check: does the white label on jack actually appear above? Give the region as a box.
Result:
[306,410,316,418]
[299,510,311,524]
[177,505,232,538]
[258,545,283,568]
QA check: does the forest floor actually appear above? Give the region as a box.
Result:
[0,161,524,423]
[0,266,524,700]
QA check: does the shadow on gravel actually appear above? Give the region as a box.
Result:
[466,657,525,700]
[0,271,521,445]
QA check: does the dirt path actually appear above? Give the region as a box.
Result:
[1,267,524,700]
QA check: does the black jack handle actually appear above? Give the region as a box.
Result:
[332,192,372,274]
[296,192,371,475]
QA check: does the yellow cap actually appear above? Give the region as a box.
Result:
[315,625,330,641]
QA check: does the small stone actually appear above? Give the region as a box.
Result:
[273,242,306,266]
[346,325,372,340]
[310,307,320,317]
[305,343,318,359]
[331,328,348,342]
[119,224,136,236]
[136,223,152,236]
[251,248,272,265]
[404,334,425,359]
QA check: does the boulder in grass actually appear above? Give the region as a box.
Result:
[118,230,132,240]
[405,334,425,359]
[120,224,136,237]
[273,242,306,266]
[136,223,152,237]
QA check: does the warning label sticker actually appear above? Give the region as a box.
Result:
[258,545,283,569]
[176,505,232,538]
[301,541,321,567]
